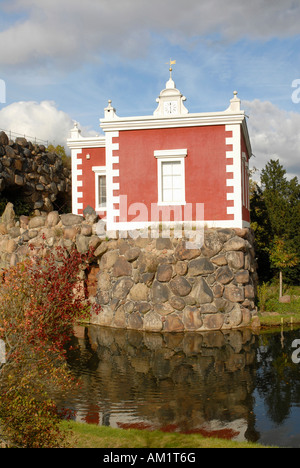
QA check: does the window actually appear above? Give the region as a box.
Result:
[161,161,182,203]
[154,149,187,205]
[98,174,106,208]
[92,166,107,211]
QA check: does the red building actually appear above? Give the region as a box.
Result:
[67,71,252,232]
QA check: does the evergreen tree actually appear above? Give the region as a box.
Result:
[250,159,300,285]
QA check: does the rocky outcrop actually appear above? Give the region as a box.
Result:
[0,131,71,212]
[0,203,259,332]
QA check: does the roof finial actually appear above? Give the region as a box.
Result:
[166,59,176,79]
[70,121,82,139]
[226,90,241,112]
[165,59,176,89]
[104,99,118,119]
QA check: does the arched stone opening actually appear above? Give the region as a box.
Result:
[52,192,72,214]
[0,186,32,216]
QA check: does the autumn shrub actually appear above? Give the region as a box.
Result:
[1,392,69,448]
[0,244,100,448]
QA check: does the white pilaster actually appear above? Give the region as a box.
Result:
[70,149,83,214]
[225,124,242,226]
[105,131,120,231]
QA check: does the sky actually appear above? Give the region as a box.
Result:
[0,0,300,181]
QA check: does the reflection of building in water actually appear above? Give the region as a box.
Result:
[63,325,259,442]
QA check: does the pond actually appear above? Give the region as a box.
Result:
[59,324,300,448]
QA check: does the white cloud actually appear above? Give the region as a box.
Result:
[0,100,76,148]
[1,0,299,69]
[244,99,300,181]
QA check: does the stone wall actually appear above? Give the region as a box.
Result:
[0,203,259,332]
[0,131,71,212]
[92,227,258,332]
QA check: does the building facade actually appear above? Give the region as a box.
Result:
[67,72,252,233]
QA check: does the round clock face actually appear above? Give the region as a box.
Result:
[164,101,178,115]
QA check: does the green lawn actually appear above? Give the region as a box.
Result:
[257,284,300,327]
[61,420,272,449]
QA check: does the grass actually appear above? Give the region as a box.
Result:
[61,420,272,449]
[257,284,300,327]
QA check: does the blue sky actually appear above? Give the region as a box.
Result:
[0,0,300,180]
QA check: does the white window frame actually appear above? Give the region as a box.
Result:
[154,149,187,206]
[92,166,107,212]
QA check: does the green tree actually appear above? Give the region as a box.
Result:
[250,182,272,282]
[260,160,299,240]
[250,159,300,284]
[269,237,299,298]
[48,144,71,169]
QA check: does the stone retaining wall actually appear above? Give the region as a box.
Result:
[0,131,71,212]
[0,203,259,332]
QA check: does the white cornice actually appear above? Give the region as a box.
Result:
[99,110,246,132]
[67,110,252,159]
[67,136,105,149]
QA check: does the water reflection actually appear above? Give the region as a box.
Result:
[60,325,300,446]
[62,326,260,443]
[254,328,300,447]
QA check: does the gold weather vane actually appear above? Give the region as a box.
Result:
[166,59,176,78]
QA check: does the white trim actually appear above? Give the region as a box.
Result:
[71,148,83,215]
[242,152,245,208]
[245,160,250,210]
[67,135,105,149]
[154,149,187,159]
[112,169,120,177]
[241,120,252,160]
[92,166,107,212]
[226,165,234,173]
[225,124,242,225]
[107,219,250,232]
[226,206,235,215]
[112,208,120,217]
[100,111,246,133]
[105,131,120,230]
[155,149,187,206]
[92,165,106,171]
[241,152,250,211]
